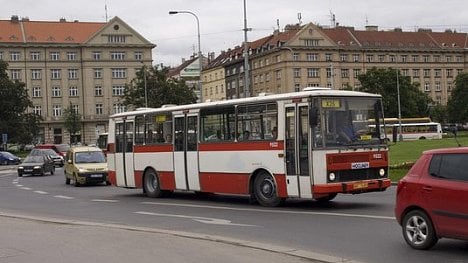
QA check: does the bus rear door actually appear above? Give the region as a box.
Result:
[285,104,312,198]
[115,120,135,187]
[173,112,200,191]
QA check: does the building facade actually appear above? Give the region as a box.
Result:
[0,16,155,144]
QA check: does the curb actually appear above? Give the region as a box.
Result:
[0,211,364,263]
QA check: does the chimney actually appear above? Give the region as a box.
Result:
[365,25,378,31]
[21,17,30,22]
[59,18,66,22]
[11,15,19,23]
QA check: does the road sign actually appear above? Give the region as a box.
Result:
[1,133,7,144]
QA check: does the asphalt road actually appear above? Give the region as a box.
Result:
[0,166,467,263]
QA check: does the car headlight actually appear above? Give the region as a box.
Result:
[78,168,87,173]
[33,166,41,169]
[18,166,24,170]
[329,172,336,181]
[379,168,386,177]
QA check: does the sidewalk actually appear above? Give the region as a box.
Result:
[0,213,346,263]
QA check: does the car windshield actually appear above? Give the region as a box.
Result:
[23,155,44,163]
[75,151,106,164]
[30,149,58,157]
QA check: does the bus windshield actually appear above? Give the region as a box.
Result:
[312,97,384,147]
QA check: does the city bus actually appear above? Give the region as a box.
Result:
[106,88,391,206]
[370,118,443,142]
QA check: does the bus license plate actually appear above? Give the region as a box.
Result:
[90,174,102,178]
[353,182,368,189]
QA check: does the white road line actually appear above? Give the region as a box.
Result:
[15,184,23,187]
[54,195,74,200]
[20,187,32,190]
[134,211,256,226]
[34,191,48,194]
[141,201,394,220]
[91,199,119,203]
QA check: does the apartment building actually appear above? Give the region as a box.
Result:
[203,22,467,106]
[0,16,155,144]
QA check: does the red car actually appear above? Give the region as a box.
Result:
[395,147,468,249]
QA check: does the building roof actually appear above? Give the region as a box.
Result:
[0,16,106,44]
[167,56,199,78]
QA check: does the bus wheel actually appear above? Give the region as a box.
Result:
[143,170,163,198]
[315,193,337,203]
[254,171,282,207]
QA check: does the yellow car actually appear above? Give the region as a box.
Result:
[64,146,109,186]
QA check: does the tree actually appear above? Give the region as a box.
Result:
[447,73,468,123]
[0,60,41,145]
[63,104,82,144]
[123,65,197,109]
[429,104,448,124]
[358,67,432,118]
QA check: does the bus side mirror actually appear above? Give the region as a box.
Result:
[309,107,319,127]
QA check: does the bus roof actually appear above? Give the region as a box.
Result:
[110,88,381,119]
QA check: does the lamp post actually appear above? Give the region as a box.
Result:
[396,69,403,141]
[169,10,203,102]
[140,61,148,108]
[242,0,250,98]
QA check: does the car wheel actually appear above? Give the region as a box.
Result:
[74,174,81,187]
[143,169,164,198]
[51,167,55,175]
[65,177,70,185]
[402,210,438,250]
[253,171,283,207]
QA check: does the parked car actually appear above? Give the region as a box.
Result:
[0,151,21,165]
[29,148,64,167]
[64,146,109,186]
[17,155,55,177]
[34,144,70,157]
[395,147,468,250]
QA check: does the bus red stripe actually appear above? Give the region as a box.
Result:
[199,141,284,151]
[134,144,173,153]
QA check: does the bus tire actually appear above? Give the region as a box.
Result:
[253,171,282,207]
[143,169,163,198]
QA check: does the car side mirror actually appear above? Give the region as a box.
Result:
[68,159,73,164]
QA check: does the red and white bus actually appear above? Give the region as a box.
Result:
[107,88,391,206]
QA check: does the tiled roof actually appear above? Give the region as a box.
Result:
[0,18,105,44]
[168,56,198,77]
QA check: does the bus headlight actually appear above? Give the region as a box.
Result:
[329,172,336,181]
[379,168,386,177]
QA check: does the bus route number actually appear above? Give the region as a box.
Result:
[322,99,340,108]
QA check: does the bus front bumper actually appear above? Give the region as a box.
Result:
[313,178,391,195]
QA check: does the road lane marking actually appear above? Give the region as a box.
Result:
[54,195,74,200]
[15,184,23,187]
[20,187,32,190]
[34,191,48,194]
[134,211,257,226]
[91,199,119,203]
[141,201,394,220]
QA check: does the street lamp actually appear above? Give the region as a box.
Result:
[396,68,403,141]
[169,10,203,102]
[140,61,148,108]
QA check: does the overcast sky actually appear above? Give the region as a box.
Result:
[2,0,467,67]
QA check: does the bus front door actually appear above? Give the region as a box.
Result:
[173,113,200,191]
[115,120,135,187]
[285,105,312,198]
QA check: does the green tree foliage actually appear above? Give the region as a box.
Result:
[62,105,82,144]
[447,73,468,123]
[358,67,432,118]
[123,65,197,109]
[429,104,448,124]
[0,60,41,144]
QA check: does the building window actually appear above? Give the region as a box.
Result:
[69,86,78,97]
[341,69,349,78]
[134,51,143,60]
[52,105,62,117]
[110,51,126,60]
[0,51,3,60]
[33,105,42,116]
[113,103,126,113]
[456,56,463,62]
[434,69,441,77]
[340,54,348,62]
[31,69,42,80]
[30,51,40,61]
[378,55,385,62]
[265,73,270,82]
[293,52,299,61]
[389,55,396,62]
[10,69,21,80]
[448,82,453,91]
[325,53,332,62]
[352,54,360,62]
[108,35,126,43]
[32,86,41,97]
[424,82,431,92]
[307,68,319,78]
[294,83,301,92]
[52,86,61,97]
[401,69,409,76]
[366,54,373,62]
[70,104,80,114]
[412,55,419,62]
[446,56,452,62]
[293,68,301,78]
[96,104,103,115]
[304,39,319,46]
[275,55,281,63]
[413,69,420,77]
[111,68,127,79]
[423,55,430,63]
[353,69,361,78]
[112,85,125,96]
[67,52,77,60]
[94,85,103,96]
[435,81,441,91]
[68,69,78,79]
[276,70,282,80]
[92,51,101,60]
[94,68,102,79]
[446,69,453,77]
[10,51,21,61]
[307,53,318,61]
[50,52,60,61]
[423,69,431,77]
[401,55,407,63]
[326,68,332,78]
[433,55,440,62]
[51,69,61,79]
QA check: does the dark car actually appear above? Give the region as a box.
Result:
[395,147,468,250]
[30,148,64,167]
[0,151,21,165]
[17,155,55,177]
[34,144,70,157]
